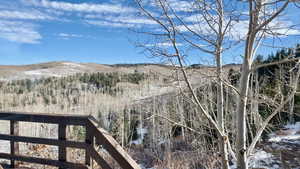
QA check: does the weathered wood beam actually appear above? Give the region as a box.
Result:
[0,134,87,149]
[0,153,88,169]
[85,125,93,166]
[89,147,113,169]
[0,112,141,169]
[58,124,67,169]
[0,111,88,125]
[88,117,141,169]
[10,120,19,168]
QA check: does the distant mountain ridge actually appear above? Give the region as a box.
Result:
[0,61,240,81]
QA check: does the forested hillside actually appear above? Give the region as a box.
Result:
[1,46,300,168]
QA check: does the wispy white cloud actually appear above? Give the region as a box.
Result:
[0,0,142,43]
[230,19,300,40]
[2,0,296,45]
[57,33,83,40]
[84,14,157,29]
[168,0,194,12]
[18,0,143,30]
[145,42,183,47]
[23,0,136,14]
[0,20,41,44]
[85,15,156,25]
[149,0,193,12]
[17,0,159,30]
[178,14,299,41]
[0,10,55,20]
[268,19,300,36]
[85,20,135,28]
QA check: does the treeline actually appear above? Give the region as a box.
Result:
[0,72,147,95]
[0,72,148,109]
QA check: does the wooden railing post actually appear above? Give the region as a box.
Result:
[0,112,140,169]
[10,120,19,168]
[85,125,94,166]
[58,124,67,169]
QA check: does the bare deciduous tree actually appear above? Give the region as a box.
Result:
[134,0,299,169]
[134,0,238,168]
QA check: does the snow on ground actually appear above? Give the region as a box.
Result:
[130,125,148,145]
[230,149,281,169]
[268,122,300,143]
[2,62,90,80]
[231,122,300,169]
[22,65,87,79]
[62,62,83,67]
[248,149,281,169]
[140,165,155,169]
[24,69,62,77]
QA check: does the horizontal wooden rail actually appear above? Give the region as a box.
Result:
[0,153,88,169]
[0,134,87,149]
[0,111,141,169]
[0,111,89,125]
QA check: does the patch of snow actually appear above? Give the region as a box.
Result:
[140,164,156,169]
[130,125,148,145]
[22,64,87,79]
[248,150,280,169]
[269,122,300,142]
[142,166,155,169]
[24,69,61,77]
[231,122,300,169]
[62,62,83,67]
[158,139,166,145]
[230,149,280,169]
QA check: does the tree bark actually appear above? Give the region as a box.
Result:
[216,50,230,169]
[236,61,251,169]
[289,72,295,124]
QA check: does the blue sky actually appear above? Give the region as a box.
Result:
[0,0,299,65]
[0,0,155,65]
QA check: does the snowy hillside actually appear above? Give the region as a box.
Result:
[0,61,179,81]
[0,61,240,81]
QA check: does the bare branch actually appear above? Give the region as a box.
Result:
[247,61,300,156]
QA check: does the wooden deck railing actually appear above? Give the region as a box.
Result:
[0,112,141,169]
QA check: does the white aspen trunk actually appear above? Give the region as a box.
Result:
[177,96,186,140]
[237,32,255,168]
[216,50,230,169]
[236,61,251,169]
[225,86,229,117]
[152,97,157,147]
[208,83,215,118]
[139,106,143,145]
[248,73,254,142]
[236,1,259,164]
[203,86,209,113]
[215,1,230,167]
[128,107,131,144]
[289,72,295,124]
[254,71,259,120]
[121,108,126,147]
